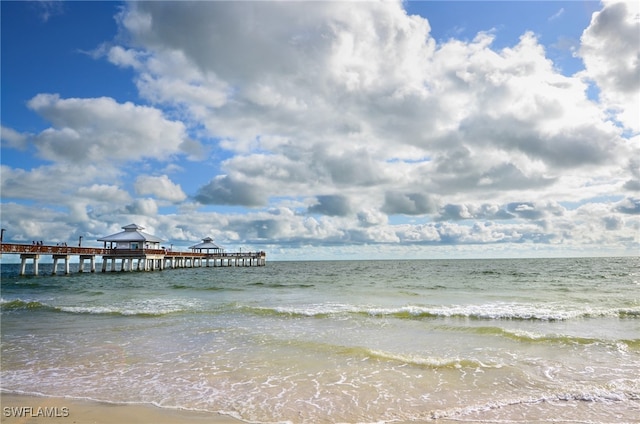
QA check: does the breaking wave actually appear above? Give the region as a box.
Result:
[429,384,640,421]
[360,348,502,370]
[239,302,640,321]
[1,298,199,317]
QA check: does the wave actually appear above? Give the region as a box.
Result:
[0,298,199,317]
[472,326,599,345]
[368,303,640,321]
[456,326,640,349]
[171,284,235,292]
[248,282,315,289]
[239,303,351,318]
[0,299,58,313]
[239,302,640,322]
[619,308,640,318]
[360,348,501,370]
[429,385,640,421]
[250,337,501,371]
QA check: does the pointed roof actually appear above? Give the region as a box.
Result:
[97,223,165,243]
[189,237,222,250]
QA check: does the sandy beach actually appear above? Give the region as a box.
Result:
[0,394,244,424]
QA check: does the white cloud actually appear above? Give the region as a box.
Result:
[308,195,352,217]
[195,174,268,207]
[135,175,187,203]
[1,126,29,150]
[0,203,75,242]
[114,2,630,208]
[27,94,195,163]
[107,45,144,70]
[77,184,131,204]
[34,0,64,23]
[548,8,565,21]
[1,163,115,202]
[125,198,158,216]
[579,0,640,132]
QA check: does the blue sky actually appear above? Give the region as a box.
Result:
[1,1,638,260]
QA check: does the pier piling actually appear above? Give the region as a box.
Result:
[52,254,70,275]
[78,255,96,273]
[19,254,39,276]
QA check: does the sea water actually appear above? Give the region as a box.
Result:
[1,257,639,423]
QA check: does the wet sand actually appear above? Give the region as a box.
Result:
[0,393,244,424]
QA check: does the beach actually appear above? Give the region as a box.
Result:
[2,258,639,423]
[0,394,242,424]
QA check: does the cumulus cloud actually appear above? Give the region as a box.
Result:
[194,175,268,207]
[308,195,351,217]
[579,0,640,131]
[1,126,29,150]
[27,94,196,163]
[616,198,640,215]
[113,2,629,205]
[77,184,131,204]
[125,198,159,216]
[436,202,565,222]
[0,163,114,201]
[0,203,76,242]
[135,175,187,203]
[357,209,388,228]
[382,192,437,216]
[603,215,623,231]
[623,158,640,191]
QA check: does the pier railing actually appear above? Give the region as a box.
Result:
[165,251,266,258]
[0,243,107,255]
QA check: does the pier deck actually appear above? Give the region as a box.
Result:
[0,243,266,275]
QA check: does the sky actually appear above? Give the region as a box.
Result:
[1,0,639,261]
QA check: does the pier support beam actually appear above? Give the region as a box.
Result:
[79,255,96,273]
[52,254,71,275]
[19,254,40,276]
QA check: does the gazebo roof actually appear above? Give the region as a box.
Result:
[189,237,222,250]
[97,223,165,243]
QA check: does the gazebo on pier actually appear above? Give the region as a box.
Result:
[187,237,225,267]
[189,237,224,255]
[97,223,164,250]
[97,224,165,271]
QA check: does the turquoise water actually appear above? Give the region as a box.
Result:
[1,257,639,423]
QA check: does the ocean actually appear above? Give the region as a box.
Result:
[1,257,639,423]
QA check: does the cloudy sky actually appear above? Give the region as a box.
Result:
[1,0,638,260]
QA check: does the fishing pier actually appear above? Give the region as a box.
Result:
[0,224,266,276]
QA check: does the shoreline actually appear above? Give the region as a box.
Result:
[0,393,245,424]
[0,393,433,424]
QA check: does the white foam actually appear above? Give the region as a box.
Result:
[368,302,624,321]
[59,298,201,316]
